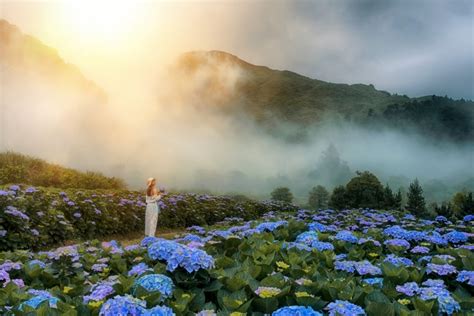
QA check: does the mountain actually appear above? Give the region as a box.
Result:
[0,19,106,101]
[0,19,109,162]
[173,50,474,142]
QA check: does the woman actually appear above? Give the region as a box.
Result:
[145,177,162,237]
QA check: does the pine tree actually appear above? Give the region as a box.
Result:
[406,179,427,217]
[329,185,347,210]
[394,189,403,210]
[382,184,396,209]
[308,185,329,209]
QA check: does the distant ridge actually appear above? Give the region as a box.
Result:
[173,50,474,142]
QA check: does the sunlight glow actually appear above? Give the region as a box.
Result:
[61,0,144,43]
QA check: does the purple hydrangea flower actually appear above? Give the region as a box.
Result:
[410,246,429,254]
[128,263,151,277]
[83,282,115,303]
[396,282,419,296]
[426,263,457,276]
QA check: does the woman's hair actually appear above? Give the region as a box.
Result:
[146,177,155,196]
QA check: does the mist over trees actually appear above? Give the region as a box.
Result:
[308,185,329,209]
[307,144,353,189]
[271,187,293,203]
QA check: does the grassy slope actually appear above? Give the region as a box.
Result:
[0,151,126,190]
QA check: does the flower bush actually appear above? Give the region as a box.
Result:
[0,185,297,251]
[0,205,473,315]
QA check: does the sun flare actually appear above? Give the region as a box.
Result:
[60,0,143,42]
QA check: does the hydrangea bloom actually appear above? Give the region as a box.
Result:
[295,231,319,245]
[133,274,174,300]
[166,246,214,273]
[384,255,414,267]
[456,270,474,286]
[255,220,288,233]
[143,305,175,316]
[384,239,410,248]
[354,261,381,276]
[327,300,366,316]
[443,231,468,243]
[311,241,334,251]
[128,263,151,277]
[426,263,457,276]
[272,306,323,316]
[196,310,216,316]
[410,246,429,254]
[362,278,383,286]
[27,260,46,269]
[396,282,419,296]
[335,261,356,273]
[437,294,461,315]
[422,279,445,288]
[463,214,474,222]
[99,295,146,316]
[83,282,115,303]
[335,231,358,243]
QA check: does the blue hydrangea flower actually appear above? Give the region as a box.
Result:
[143,305,176,316]
[141,236,162,247]
[443,231,468,244]
[362,278,383,286]
[99,295,146,316]
[272,305,323,315]
[354,261,381,276]
[167,247,215,273]
[456,270,474,286]
[437,293,461,315]
[148,240,185,261]
[426,263,457,276]
[335,231,358,243]
[435,216,448,222]
[327,300,366,316]
[83,282,115,303]
[295,231,319,245]
[255,220,288,233]
[384,255,414,267]
[422,279,445,288]
[128,263,151,277]
[410,246,429,254]
[384,239,410,248]
[335,260,356,273]
[311,241,334,252]
[308,222,330,232]
[27,260,46,269]
[283,242,313,252]
[20,295,59,310]
[463,214,474,222]
[396,282,419,296]
[133,274,174,300]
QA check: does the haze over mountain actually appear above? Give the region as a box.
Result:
[0,19,472,203]
[0,19,110,166]
[173,50,473,143]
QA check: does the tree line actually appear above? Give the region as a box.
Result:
[270,171,472,219]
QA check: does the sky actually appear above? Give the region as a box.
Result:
[1,0,473,100]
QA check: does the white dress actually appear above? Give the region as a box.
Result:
[145,193,161,237]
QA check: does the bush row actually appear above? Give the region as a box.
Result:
[0,185,297,251]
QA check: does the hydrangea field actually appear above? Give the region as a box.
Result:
[0,185,296,251]
[0,203,473,315]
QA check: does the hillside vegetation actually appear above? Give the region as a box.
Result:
[175,51,474,142]
[0,152,125,190]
